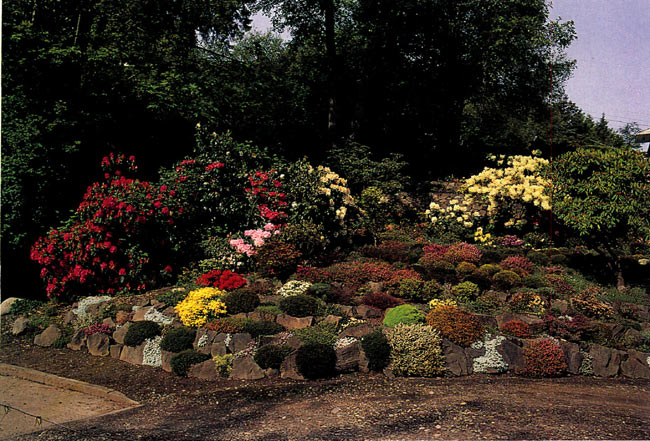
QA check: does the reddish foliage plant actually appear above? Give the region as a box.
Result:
[499,320,532,339]
[196,270,247,291]
[519,338,567,377]
[425,305,484,347]
[361,292,405,310]
[83,322,113,337]
[499,256,534,276]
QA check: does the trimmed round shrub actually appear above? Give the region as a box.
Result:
[384,323,444,377]
[466,268,493,290]
[456,262,478,277]
[254,344,293,370]
[425,305,483,347]
[396,278,442,302]
[493,270,522,290]
[451,281,480,303]
[222,289,260,315]
[522,274,549,289]
[295,343,337,379]
[519,339,567,377]
[361,330,391,372]
[307,283,334,300]
[424,260,456,283]
[278,294,319,317]
[383,304,426,327]
[243,320,285,338]
[123,321,161,347]
[293,324,338,346]
[499,256,534,277]
[550,254,568,265]
[500,320,532,339]
[527,251,551,266]
[478,263,502,275]
[159,327,196,353]
[170,350,211,377]
[361,292,404,310]
[444,243,482,264]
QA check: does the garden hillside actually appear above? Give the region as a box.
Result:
[4,141,650,384]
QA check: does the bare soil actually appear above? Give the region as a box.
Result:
[2,332,649,440]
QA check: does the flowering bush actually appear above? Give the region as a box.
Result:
[277,280,312,297]
[82,322,113,337]
[428,298,458,310]
[175,287,227,327]
[508,290,546,315]
[519,338,567,377]
[445,243,482,265]
[570,287,613,318]
[425,197,478,240]
[385,323,444,377]
[195,269,247,290]
[499,256,534,277]
[31,155,186,299]
[499,320,532,339]
[425,305,484,347]
[543,313,590,341]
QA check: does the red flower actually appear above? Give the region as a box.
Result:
[164,265,173,273]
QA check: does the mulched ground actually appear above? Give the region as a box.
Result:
[2,329,649,440]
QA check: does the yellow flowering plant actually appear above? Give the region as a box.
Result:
[175,287,227,327]
[428,298,458,311]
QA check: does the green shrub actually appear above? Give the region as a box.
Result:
[527,251,551,266]
[213,353,233,377]
[383,304,425,327]
[255,304,283,316]
[223,290,260,315]
[278,294,319,317]
[243,320,285,338]
[159,327,196,353]
[170,350,211,376]
[424,261,456,283]
[293,323,338,346]
[523,274,549,289]
[307,283,334,301]
[384,323,444,377]
[361,330,391,372]
[456,262,477,277]
[550,254,568,265]
[52,335,71,349]
[466,268,493,290]
[451,281,480,303]
[156,289,188,308]
[9,299,44,316]
[493,270,522,290]
[254,344,293,369]
[295,343,337,379]
[478,264,502,275]
[396,278,442,302]
[123,321,161,347]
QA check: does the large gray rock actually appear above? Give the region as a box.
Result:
[276,314,313,330]
[34,325,62,347]
[335,340,362,372]
[228,333,253,353]
[248,311,276,323]
[589,344,622,377]
[321,315,342,326]
[63,310,77,325]
[120,343,145,365]
[620,350,650,379]
[559,340,584,375]
[87,333,110,356]
[280,352,304,380]
[112,323,132,345]
[496,337,525,372]
[189,359,220,380]
[337,305,356,317]
[230,356,265,380]
[67,329,87,351]
[0,297,19,315]
[551,300,568,314]
[442,339,471,376]
[84,301,108,318]
[12,316,31,336]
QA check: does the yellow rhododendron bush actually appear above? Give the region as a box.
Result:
[175,287,227,327]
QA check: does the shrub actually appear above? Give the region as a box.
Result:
[254,304,283,316]
[466,268,493,290]
[361,292,404,310]
[359,241,419,263]
[428,298,458,310]
[195,269,247,290]
[425,305,483,347]
[222,290,260,315]
[278,294,319,318]
[396,278,442,302]
[82,323,113,337]
[254,344,293,369]
[306,283,333,300]
[499,256,534,277]
[175,287,227,327]
[160,327,196,353]
[527,251,551,266]
[383,304,426,327]
[204,317,251,334]
[277,280,312,297]
[384,323,444,377]
[8,299,44,316]
[243,320,285,338]
[493,270,522,290]
[456,262,478,277]
[293,323,338,346]
[550,254,568,265]
[509,290,546,315]
[451,281,480,303]
[522,274,549,289]
[423,260,456,283]
[444,243,482,264]
[254,240,302,279]
[543,313,590,341]
[213,353,233,377]
[52,335,71,349]
[156,289,188,308]
[500,320,532,339]
[295,343,337,379]
[570,287,613,318]
[124,321,161,347]
[296,266,333,284]
[479,264,502,275]
[361,330,391,372]
[519,339,567,377]
[170,350,211,376]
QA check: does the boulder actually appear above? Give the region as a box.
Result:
[264,368,279,378]
[551,300,568,314]
[34,325,62,347]
[228,333,253,353]
[276,314,313,330]
[132,296,150,307]
[87,333,110,356]
[259,334,302,350]
[280,353,304,380]
[84,301,107,318]
[110,344,123,360]
[496,337,525,372]
[322,315,342,326]
[67,329,87,351]
[559,340,583,375]
[358,348,370,374]
[231,312,248,320]
[589,344,622,377]
[442,339,471,376]
[337,305,356,317]
[112,323,132,345]
[150,299,166,310]
[132,306,152,322]
[162,306,177,317]
[620,350,650,379]
[248,311,276,323]
[63,310,77,325]
[102,317,116,328]
[0,297,19,315]
[340,323,378,339]
[161,350,174,372]
[120,343,145,365]
[230,356,265,380]
[194,328,218,354]
[211,341,227,357]
[335,340,362,372]
[189,359,220,380]
[355,305,382,319]
[12,316,31,336]
[622,328,643,347]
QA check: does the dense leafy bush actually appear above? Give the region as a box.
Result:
[222,289,260,315]
[195,270,247,290]
[306,283,333,300]
[383,304,426,327]
[385,323,444,377]
[254,344,293,369]
[170,350,211,376]
[422,260,456,283]
[425,305,483,347]
[242,320,285,338]
[295,343,337,379]
[254,240,302,279]
[527,251,551,266]
[570,287,613,318]
[160,327,196,353]
[543,313,590,341]
[500,320,532,339]
[8,299,44,316]
[156,289,188,308]
[522,274,549,289]
[213,353,234,377]
[519,339,567,377]
[361,330,391,372]
[278,294,319,317]
[293,323,338,346]
[508,290,546,315]
[396,278,442,302]
[456,262,478,277]
[493,270,522,290]
[451,281,480,303]
[444,243,482,264]
[359,241,420,263]
[124,321,161,347]
[175,287,227,327]
[361,292,404,310]
[499,256,534,276]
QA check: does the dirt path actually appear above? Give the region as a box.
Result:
[2,336,649,440]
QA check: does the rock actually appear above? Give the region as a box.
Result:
[335,340,362,372]
[473,314,498,329]
[67,330,87,351]
[484,290,508,305]
[340,323,378,339]
[248,311,275,323]
[34,325,62,347]
[551,300,568,314]
[358,348,370,373]
[620,350,650,379]
[231,312,248,320]
[132,306,152,322]
[162,306,177,317]
[230,356,265,380]
[641,322,650,333]
[0,298,19,315]
[161,350,174,372]
[87,333,110,356]
[189,359,220,380]
[150,299,166,310]
[367,282,384,294]
[84,302,107,318]
[264,368,279,378]
[211,341,227,357]
[102,317,116,328]
[194,329,218,354]
[112,323,132,345]
[337,305,356,317]
[442,339,471,376]
[228,333,253,353]
[383,367,395,379]
[120,343,145,365]
[132,296,150,307]
[110,344,123,359]
[259,295,280,304]
[63,310,77,325]
[276,314,313,330]
[280,353,304,380]
[12,316,31,336]
[496,337,525,372]
[611,325,626,341]
[355,305,382,319]
[115,311,130,324]
[496,312,543,327]
[589,344,622,377]
[559,340,583,375]
[622,328,643,347]
[322,315,342,326]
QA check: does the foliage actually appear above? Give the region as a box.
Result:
[383,304,425,328]
[396,279,442,303]
[542,313,590,342]
[451,281,480,303]
[123,321,161,347]
[175,287,227,328]
[253,240,302,279]
[421,260,457,284]
[222,290,261,315]
[508,290,546,316]
[361,292,404,310]
[425,305,483,347]
[360,241,420,264]
[295,343,337,380]
[519,339,567,377]
[384,323,444,377]
[277,280,312,297]
[8,299,44,316]
[278,294,320,318]
[156,289,188,308]
[195,270,247,291]
[213,353,234,377]
[204,317,251,334]
[570,287,613,319]
[360,330,391,372]
[500,256,534,277]
[306,283,333,300]
[499,320,532,339]
[82,323,113,337]
[170,350,211,377]
[159,327,196,353]
[493,270,522,290]
[242,320,286,338]
[254,344,293,369]
[293,323,338,346]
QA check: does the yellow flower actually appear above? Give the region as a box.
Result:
[176,287,226,327]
